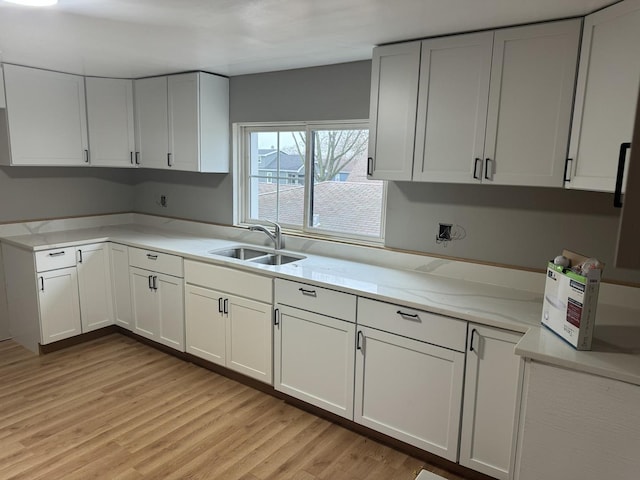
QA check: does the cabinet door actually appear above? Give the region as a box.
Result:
[568,0,640,192]
[109,244,133,330]
[413,32,493,183]
[185,285,226,365]
[226,294,273,384]
[484,20,581,187]
[86,77,136,168]
[168,73,199,172]
[460,326,524,480]
[38,267,82,344]
[354,326,464,461]
[135,76,169,169]
[156,273,185,351]
[274,305,356,419]
[76,243,114,333]
[130,267,158,341]
[2,64,88,166]
[368,42,421,181]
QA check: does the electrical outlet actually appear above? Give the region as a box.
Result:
[160,195,167,207]
[438,223,452,241]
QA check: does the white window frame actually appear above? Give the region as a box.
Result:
[233,120,387,244]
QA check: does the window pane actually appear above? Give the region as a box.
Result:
[248,131,305,227]
[310,129,383,237]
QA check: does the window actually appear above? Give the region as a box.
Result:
[236,121,386,242]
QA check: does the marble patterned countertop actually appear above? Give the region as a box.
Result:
[2,220,640,386]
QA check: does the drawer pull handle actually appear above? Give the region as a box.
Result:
[470,328,478,352]
[356,330,363,350]
[146,254,158,260]
[299,288,317,297]
[48,251,65,257]
[397,310,420,320]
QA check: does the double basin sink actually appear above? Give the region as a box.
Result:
[208,246,305,266]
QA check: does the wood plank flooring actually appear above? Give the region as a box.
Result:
[0,334,469,480]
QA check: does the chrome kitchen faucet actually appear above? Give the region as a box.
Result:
[249,220,283,250]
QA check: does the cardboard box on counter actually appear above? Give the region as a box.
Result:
[541,250,603,351]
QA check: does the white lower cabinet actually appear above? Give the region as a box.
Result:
[460,325,524,480]
[109,243,133,330]
[76,243,114,333]
[130,267,184,351]
[274,304,356,419]
[38,267,82,343]
[184,260,273,384]
[354,298,467,462]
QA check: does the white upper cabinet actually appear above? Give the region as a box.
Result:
[135,72,229,172]
[485,20,581,187]
[413,32,493,183]
[85,77,136,168]
[135,76,170,170]
[368,42,421,181]
[567,0,640,192]
[1,64,89,166]
[369,19,581,187]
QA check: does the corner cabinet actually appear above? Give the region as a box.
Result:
[75,243,114,333]
[129,247,185,351]
[85,77,136,168]
[274,279,357,419]
[134,72,229,173]
[459,325,524,480]
[109,243,133,330]
[354,298,466,461]
[369,19,581,187]
[184,260,273,384]
[1,64,89,166]
[566,0,640,192]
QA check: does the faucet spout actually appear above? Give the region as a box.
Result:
[249,221,283,250]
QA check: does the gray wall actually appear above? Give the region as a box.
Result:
[131,60,373,225]
[0,166,134,223]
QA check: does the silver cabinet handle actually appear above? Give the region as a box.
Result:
[48,251,65,257]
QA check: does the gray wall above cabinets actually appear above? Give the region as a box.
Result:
[0,166,134,224]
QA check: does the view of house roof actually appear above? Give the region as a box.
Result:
[259,150,304,172]
[257,180,383,237]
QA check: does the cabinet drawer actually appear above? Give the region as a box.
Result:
[275,279,356,322]
[129,247,183,277]
[35,247,76,272]
[357,297,467,352]
[184,260,272,304]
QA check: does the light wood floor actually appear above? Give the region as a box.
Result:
[0,334,468,480]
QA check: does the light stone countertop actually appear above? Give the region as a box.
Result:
[2,222,640,386]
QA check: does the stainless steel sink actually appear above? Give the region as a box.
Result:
[250,253,305,266]
[208,246,305,265]
[208,246,270,260]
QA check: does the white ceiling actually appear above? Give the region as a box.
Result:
[0,0,614,78]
